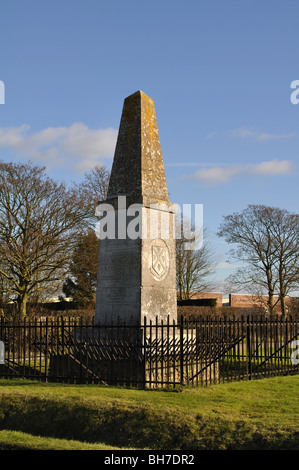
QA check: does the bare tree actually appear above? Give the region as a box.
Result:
[218,204,299,316]
[0,161,88,317]
[60,165,110,304]
[267,207,299,316]
[176,216,218,300]
[73,165,110,230]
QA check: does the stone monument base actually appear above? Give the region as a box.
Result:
[49,353,219,388]
[48,326,220,388]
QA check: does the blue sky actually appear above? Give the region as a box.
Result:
[1,0,299,294]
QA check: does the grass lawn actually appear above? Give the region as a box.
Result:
[0,430,133,450]
[0,375,298,450]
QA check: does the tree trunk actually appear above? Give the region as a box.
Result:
[266,267,275,316]
[17,291,28,318]
[279,269,287,318]
[268,290,274,316]
[280,294,287,318]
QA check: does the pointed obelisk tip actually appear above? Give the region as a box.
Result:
[125,90,153,102]
[107,89,169,205]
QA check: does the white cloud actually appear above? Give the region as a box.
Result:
[252,159,292,175]
[228,127,257,139]
[206,131,216,139]
[166,162,222,168]
[190,159,293,185]
[0,123,118,173]
[192,166,243,185]
[256,132,296,142]
[228,127,296,142]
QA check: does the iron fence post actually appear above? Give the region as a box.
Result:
[180,315,184,387]
[143,316,147,388]
[246,315,252,380]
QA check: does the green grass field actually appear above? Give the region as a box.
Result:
[0,375,298,450]
[0,430,132,450]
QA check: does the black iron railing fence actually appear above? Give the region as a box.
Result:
[0,315,298,388]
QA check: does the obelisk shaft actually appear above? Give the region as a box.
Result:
[95,91,177,325]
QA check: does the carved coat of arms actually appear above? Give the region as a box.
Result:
[150,240,169,280]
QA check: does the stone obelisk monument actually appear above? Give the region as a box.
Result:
[95,91,177,325]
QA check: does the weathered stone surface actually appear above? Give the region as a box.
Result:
[95,91,177,325]
[107,90,169,207]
